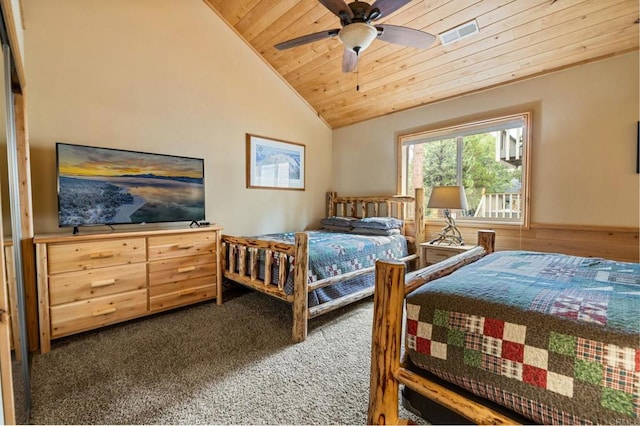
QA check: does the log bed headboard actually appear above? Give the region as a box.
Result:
[326,187,425,246]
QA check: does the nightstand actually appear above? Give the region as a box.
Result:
[419,242,475,268]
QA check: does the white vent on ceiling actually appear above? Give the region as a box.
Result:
[439,20,479,46]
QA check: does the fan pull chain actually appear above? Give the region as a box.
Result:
[356,52,360,92]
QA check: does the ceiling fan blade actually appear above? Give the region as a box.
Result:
[376,24,436,49]
[342,48,357,73]
[318,0,354,20]
[367,0,412,20]
[274,29,340,50]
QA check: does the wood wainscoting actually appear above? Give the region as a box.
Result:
[425,223,639,263]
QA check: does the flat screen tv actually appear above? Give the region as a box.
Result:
[56,142,205,230]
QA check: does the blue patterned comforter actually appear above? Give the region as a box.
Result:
[405,250,640,424]
[247,231,408,306]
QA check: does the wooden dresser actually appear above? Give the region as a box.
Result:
[35,226,222,353]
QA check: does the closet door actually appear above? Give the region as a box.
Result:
[0,249,13,424]
[0,39,15,425]
[0,0,31,422]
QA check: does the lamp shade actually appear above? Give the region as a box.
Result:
[339,23,378,53]
[427,186,468,210]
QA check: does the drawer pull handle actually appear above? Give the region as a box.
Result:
[90,251,114,259]
[177,266,196,274]
[91,279,116,288]
[176,244,194,250]
[92,307,117,317]
[178,289,196,297]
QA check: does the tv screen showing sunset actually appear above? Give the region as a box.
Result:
[57,143,205,227]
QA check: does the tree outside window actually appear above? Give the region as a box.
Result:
[399,112,531,226]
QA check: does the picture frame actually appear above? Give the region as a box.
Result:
[246,134,305,190]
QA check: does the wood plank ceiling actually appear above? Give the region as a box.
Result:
[203,0,639,129]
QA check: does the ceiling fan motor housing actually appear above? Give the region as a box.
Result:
[344,1,379,24]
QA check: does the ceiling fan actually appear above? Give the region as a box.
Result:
[274,0,436,73]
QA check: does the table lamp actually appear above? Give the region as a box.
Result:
[427,185,468,245]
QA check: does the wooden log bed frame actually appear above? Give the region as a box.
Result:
[222,188,425,343]
[366,230,524,425]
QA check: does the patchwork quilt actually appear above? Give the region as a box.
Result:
[239,231,408,307]
[405,251,640,425]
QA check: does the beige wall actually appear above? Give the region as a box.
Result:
[333,52,640,229]
[24,0,332,236]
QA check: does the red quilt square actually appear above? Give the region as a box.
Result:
[483,318,505,339]
[523,364,547,389]
[502,341,525,363]
[636,349,640,372]
[416,337,431,355]
[407,319,418,336]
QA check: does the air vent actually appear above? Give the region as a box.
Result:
[439,20,479,46]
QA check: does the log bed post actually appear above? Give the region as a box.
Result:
[292,232,309,343]
[369,230,516,425]
[478,228,495,253]
[414,188,425,244]
[367,259,406,425]
[327,192,337,217]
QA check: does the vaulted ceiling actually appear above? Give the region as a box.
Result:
[203,0,639,129]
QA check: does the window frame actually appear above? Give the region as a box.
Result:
[397,111,532,229]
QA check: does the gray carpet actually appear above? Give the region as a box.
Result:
[29,290,425,425]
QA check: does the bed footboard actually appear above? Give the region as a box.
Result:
[224,231,418,343]
[367,230,521,425]
[222,232,310,341]
[222,234,298,300]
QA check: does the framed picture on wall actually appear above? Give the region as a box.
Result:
[246,134,305,190]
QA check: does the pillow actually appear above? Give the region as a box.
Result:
[352,217,403,230]
[321,224,353,232]
[351,227,401,236]
[320,216,358,228]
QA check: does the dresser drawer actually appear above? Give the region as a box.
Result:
[149,283,216,312]
[147,232,216,261]
[47,238,146,274]
[148,254,215,287]
[50,289,148,338]
[49,263,147,305]
[149,275,216,298]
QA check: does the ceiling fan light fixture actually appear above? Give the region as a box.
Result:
[339,23,378,53]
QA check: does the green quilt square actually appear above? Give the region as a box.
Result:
[447,329,465,347]
[464,349,482,368]
[575,359,603,385]
[549,332,576,357]
[601,387,634,416]
[433,309,449,327]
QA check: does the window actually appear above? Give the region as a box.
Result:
[398,112,531,226]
